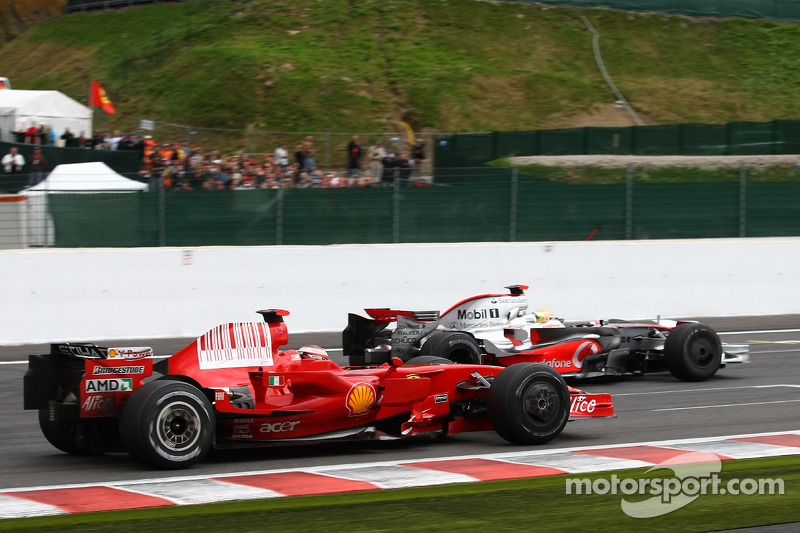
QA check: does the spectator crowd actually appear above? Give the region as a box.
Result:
[137,133,427,191]
[4,125,428,191]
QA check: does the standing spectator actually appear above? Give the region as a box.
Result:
[61,128,77,148]
[274,143,289,168]
[28,147,47,187]
[367,140,385,183]
[108,130,123,150]
[294,143,305,170]
[25,123,39,144]
[302,136,317,172]
[2,147,25,173]
[77,131,88,148]
[411,137,426,177]
[346,134,362,181]
[381,151,396,187]
[42,125,56,146]
[117,134,136,151]
[92,131,106,149]
[149,154,165,191]
[396,152,412,185]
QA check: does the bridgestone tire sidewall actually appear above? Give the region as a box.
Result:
[120,381,214,469]
[664,323,722,382]
[488,363,570,445]
[419,332,481,364]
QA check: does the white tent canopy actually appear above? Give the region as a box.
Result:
[28,162,148,191]
[26,162,147,246]
[0,90,92,144]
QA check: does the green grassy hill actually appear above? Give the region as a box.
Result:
[0,0,798,154]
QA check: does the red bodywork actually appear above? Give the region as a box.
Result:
[78,313,612,445]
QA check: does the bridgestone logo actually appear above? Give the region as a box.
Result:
[93,366,145,375]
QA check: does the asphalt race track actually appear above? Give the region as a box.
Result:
[1,315,799,491]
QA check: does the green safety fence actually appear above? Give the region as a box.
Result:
[434,120,800,178]
[509,1,800,23]
[25,171,800,247]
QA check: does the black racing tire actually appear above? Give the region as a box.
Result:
[488,363,570,445]
[664,323,723,382]
[119,380,214,469]
[419,332,481,364]
[38,409,101,456]
[405,356,456,365]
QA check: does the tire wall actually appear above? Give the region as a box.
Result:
[2,238,798,344]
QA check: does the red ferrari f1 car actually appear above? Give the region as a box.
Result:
[24,309,613,469]
[343,285,750,382]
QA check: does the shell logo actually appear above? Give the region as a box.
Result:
[346,383,376,416]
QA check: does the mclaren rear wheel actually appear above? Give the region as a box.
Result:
[419,332,481,364]
[664,323,722,382]
[405,356,455,365]
[488,363,570,445]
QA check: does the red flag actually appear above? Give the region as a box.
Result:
[90,80,116,114]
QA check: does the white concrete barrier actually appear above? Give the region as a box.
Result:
[2,238,799,345]
[0,194,27,250]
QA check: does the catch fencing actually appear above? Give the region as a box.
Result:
[3,166,800,249]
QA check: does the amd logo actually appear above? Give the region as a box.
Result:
[85,378,133,393]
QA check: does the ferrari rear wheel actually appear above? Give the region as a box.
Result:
[119,380,214,469]
[664,323,722,381]
[488,363,570,445]
[38,409,101,456]
[419,332,481,364]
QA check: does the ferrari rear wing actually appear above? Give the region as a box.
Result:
[50,343,154,360]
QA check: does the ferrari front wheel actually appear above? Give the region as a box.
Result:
[119,380,214,469]
[488,363,570,445]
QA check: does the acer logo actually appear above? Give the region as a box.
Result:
[259,421,300,433]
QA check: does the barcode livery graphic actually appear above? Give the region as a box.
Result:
[198,323,273,369]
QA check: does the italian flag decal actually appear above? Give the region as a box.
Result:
[268,375,285,387]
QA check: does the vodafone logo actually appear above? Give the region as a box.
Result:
[572,341,600,369]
